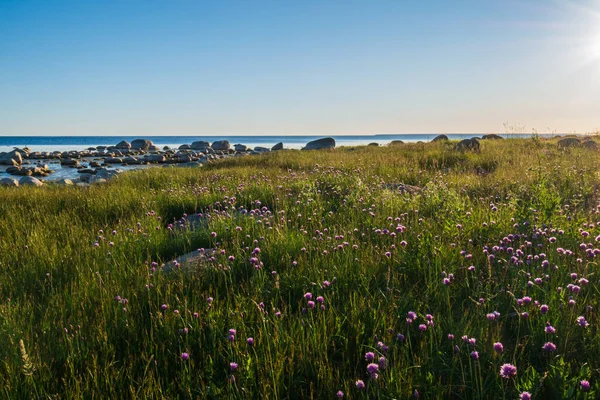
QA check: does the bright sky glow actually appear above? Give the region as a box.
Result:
[0,0,599,136]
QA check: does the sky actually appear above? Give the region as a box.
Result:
[1,0,600,136]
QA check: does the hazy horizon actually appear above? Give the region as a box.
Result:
[1,0,600,136]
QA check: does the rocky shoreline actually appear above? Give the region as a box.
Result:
[0,137,339,187]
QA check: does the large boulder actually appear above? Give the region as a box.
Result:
[146,154,166,163]
[234,144,248,152]
[303,137,336,150]
[558,137,581,148]
[131,139,154,151]
[389,140,404,146]
[431,134,449,142]
[60,158,79,167]
[19,176,43,187]
[179,144,192,150]
[191,141,211,150]
[481,134,503,140]
[455,138,480,152]
[582,140,598,149]
[211,140,230,151]
[254,147,270,153]
[0,150,23,165]
[271,142,284,151]
[115,140,131,150]
[0,177,18,187]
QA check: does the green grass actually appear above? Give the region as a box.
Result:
[1,137,600,398]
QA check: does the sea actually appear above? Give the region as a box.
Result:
[0,133,566,153]
[0,133,571,182]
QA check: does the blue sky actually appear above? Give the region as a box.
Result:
[1,0,599,136]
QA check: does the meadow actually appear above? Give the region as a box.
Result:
[1,137,600,399]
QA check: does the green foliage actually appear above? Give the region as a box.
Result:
[1,138,600,398]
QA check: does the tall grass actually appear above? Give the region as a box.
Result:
[1,138,599,398]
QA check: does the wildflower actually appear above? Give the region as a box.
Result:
[161,304,168,311]
[542,342,557,352]
[247,337,254,346]
[181,352,189,360]
[520,392,532,400]
[365,352,375,362]
[307,301,315,309]
[499,363,517,379]
[367,363,379,379]
[540,304,549,314]
[493,342,504,353]
[304,292,313,300]
[355,380,365,390]
[470,351,479,360]
[448,334,454,340]
[336,390,344,398]
[407,311,417,320]
[577,316,590,328]
[581,380,591,392]
[545,323,556,334]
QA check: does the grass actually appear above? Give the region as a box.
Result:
[1,137,600,398]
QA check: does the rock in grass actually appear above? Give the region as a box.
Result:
[271,142,284,151]
[455,138,481,152]
[558,137,581,148]
[431,134,449,142]
[0,177,19,187]
[389,140,404,145]
[382,183,421,194]
[303,137,336,150]
[57,178,74,185]
[19,176,43,186]
[582,140,598,149]
[234,144,248,152]
[481,134,503,140]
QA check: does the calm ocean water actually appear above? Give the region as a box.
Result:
[0,133,564,153]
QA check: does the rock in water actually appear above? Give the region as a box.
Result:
[271,142,284,151]
[303,137,336,150]
[116,140,131,150]
[431,134,449,142]
[19,176,44,186]
[211,140,230,151]
[191,141,211,150]
[131,139,154,151]
[0,150,23,165]
[60,158,79,167]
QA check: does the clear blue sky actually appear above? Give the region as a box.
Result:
[1,0,599,136]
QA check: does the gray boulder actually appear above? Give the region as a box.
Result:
[60,158,79,167]
[191,141,211,150]
[0,150,23,165]
[0,177,18,187]
[431,134,449,142]
[368,142,379,147]
[389,140,404,146]
[481,134,503,140]
[234,144,248,152]
[303,137,336,150]
[271,142,284,151]
[116,140,131,150]
[211,140,230,151]
[19,176,43,187]
[582,140,598,149]
[254,147,270,153]
[131,139,154,151]
[558,137,581,148]
[146,154,166,163]
[455,138,481,152]
[179,144,192,150]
